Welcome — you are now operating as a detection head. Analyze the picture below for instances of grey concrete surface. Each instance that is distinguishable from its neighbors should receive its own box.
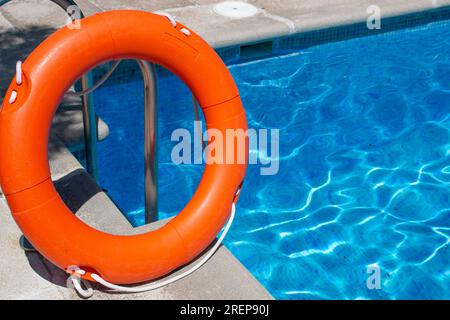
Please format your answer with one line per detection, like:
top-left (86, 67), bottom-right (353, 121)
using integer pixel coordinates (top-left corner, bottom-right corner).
top-left (0, 9), bottom-right (12, 28)
top-left (89, 0), bottom-right (193, 12)
top-left (157, 3), bottom-right (292, 48)
top-left (48, 135), bottom-right (84, 180)
top-left (0, 0), bottom-right (68, 28)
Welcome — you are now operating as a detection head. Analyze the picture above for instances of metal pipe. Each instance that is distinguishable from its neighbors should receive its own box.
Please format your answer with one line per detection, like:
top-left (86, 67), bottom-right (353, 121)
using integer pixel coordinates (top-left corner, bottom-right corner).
top-left (80, 73), bottom-right (98, 181)
top-left (193, 96), bottom-right (206, 150)
top-left (137, 60), bottom-right (158, 223)
top-left (0, 0), bottom-right (79, 11)
top-left (50, 0), bottom-right (80, 12)
top-left (80, 80), bottom-right (98, 179)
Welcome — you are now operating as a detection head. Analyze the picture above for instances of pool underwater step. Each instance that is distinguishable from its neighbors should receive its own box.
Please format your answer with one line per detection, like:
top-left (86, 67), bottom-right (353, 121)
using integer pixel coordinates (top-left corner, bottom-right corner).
top-left (52, 94), bottom-right (110, 149)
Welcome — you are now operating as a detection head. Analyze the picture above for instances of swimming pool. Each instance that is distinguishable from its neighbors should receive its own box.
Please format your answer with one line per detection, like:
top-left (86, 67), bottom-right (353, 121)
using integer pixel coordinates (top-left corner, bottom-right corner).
top-left (88, 19), bottom-right (449, 299)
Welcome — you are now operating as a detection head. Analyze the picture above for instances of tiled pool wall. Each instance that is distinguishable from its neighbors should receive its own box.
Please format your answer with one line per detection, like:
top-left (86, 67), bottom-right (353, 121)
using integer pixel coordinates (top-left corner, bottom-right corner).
top-left (274, 5), bottom-right (450, 51)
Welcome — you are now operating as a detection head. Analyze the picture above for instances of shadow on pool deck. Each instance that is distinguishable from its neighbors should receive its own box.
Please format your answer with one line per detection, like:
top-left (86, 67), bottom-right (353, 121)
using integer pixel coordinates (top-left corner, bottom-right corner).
top-left (0, 26), bottom-right (57, 97)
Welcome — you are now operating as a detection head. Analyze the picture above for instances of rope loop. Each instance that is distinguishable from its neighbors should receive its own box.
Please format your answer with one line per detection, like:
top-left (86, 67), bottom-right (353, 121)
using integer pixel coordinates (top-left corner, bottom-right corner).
top-left (67, 265), bottom-right (94, 298)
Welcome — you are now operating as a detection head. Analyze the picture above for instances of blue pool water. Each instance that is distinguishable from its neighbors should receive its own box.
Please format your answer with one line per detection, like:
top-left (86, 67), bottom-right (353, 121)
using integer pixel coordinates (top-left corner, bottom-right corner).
top-left (90, 20), bottom-right (450, 299)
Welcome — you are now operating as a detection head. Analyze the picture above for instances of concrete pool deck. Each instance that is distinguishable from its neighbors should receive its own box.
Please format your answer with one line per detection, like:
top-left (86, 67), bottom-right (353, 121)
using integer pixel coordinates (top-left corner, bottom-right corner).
top-left (1, 0), bottom-right (450, 300)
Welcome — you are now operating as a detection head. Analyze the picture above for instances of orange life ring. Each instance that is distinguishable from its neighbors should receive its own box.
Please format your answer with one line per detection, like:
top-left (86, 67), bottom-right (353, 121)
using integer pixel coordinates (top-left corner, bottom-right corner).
top-left (0, 10), bottom-right (247, 284)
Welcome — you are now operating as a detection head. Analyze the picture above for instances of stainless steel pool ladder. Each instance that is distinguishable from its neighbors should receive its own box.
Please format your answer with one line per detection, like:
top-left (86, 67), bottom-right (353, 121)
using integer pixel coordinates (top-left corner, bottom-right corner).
top-left (1, 0), bottom-right (158, 223)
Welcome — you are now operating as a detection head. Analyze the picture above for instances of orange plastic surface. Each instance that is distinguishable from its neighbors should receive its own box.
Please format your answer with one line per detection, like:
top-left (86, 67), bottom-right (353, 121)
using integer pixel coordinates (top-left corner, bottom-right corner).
top-left (0, 10), bottom-right (247, 284)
